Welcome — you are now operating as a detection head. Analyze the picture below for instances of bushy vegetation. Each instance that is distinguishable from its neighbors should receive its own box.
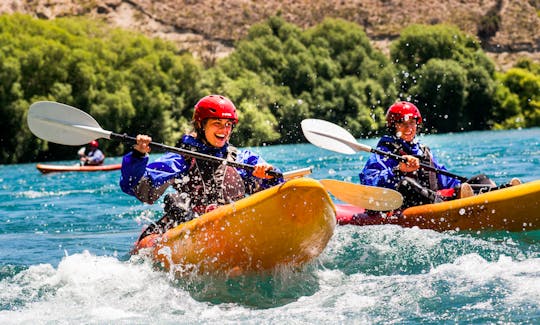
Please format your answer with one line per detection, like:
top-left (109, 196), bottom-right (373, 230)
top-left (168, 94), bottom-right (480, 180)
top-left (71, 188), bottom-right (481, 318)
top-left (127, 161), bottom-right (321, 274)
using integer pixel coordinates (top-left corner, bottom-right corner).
top-left (206, 17), bottom-right (395, 144)
top-left (0, 14), bottom-right (538, 164)
top-left (493, 59), bottom-right (540, 129)
top-left (0, 14), bottom-right (202, 163)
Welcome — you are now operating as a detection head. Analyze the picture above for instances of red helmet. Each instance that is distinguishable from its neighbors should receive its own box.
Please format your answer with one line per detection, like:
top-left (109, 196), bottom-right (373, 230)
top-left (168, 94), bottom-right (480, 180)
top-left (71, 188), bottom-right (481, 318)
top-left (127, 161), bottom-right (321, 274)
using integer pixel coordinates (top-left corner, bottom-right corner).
top-left (386, 101), bottom-right (422, 127)
top-left (193, 95), bottom-right (238, 125)
top-left (90, 140), bottom-right (99, 148)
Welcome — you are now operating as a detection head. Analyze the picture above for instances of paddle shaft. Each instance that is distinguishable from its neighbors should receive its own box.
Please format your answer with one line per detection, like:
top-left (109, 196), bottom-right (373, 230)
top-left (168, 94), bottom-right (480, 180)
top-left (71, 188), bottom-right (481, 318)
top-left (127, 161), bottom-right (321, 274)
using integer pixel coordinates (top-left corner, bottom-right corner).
top-left (28, 101), bottom-right (311, 180)
top-left (369, 146), bottom-right (468, 182)
top-left (109, 133), bottom-right (283, 178)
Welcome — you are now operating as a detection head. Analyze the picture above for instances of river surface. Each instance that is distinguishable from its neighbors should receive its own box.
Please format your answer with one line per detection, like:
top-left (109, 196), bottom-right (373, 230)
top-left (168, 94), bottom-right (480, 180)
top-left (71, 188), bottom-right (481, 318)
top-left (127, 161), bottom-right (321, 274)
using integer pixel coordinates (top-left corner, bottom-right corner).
top-left (1, 128), bottom-right (539, 324)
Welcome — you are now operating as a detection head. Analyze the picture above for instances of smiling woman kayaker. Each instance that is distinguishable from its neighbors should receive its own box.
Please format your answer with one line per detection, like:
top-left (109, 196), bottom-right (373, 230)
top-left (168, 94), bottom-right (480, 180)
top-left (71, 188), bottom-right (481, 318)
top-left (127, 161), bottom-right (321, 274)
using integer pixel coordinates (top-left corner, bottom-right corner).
top-left (120, 95), bottom-right (283, 239)
top-left (359, 101), bottom-right (513, 208)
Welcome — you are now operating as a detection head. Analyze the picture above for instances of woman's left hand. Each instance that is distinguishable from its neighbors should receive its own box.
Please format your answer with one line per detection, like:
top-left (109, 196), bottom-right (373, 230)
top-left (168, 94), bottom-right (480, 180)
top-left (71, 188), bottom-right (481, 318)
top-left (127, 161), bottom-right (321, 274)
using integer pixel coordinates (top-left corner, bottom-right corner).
top-left (252, 163), bottom-right (275, 179)
top-left (398, 155), bottom-right (420, 172)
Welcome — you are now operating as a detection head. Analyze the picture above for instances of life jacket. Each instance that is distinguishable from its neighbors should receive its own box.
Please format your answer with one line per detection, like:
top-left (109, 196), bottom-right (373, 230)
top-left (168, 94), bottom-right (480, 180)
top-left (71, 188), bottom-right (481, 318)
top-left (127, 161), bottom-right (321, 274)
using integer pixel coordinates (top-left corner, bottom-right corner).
top-left (170, 145), bottom-right (246, 215)
top-left (84, 148), bottom-right (105, 166)
top-left (380, 139), bottom-right (439, 191)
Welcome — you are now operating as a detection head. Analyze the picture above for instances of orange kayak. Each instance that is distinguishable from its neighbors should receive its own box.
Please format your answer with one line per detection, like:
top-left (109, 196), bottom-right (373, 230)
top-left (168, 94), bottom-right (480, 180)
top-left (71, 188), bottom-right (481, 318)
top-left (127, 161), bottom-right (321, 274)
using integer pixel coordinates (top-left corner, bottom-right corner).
top-left (36, 163), bottom-right (122, 174)
top-left (336, 179), bottom-right (540, 232)
top-left (133, 178), bottom-right (336, 276)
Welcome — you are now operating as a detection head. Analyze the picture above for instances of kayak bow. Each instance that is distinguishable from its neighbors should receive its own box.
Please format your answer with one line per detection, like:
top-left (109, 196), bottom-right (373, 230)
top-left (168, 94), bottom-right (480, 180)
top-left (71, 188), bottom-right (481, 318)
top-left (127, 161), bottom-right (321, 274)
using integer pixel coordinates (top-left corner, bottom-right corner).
top-left (133, 177), bottom-right (337, 276)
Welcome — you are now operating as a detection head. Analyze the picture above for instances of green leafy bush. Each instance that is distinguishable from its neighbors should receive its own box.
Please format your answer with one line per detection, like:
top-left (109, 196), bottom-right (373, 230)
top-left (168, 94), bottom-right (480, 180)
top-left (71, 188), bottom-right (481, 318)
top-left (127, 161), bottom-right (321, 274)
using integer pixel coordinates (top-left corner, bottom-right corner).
top-left (391, 24), bottom-right (498, 132)
top-left (0, 14), bottom-right (202, 163)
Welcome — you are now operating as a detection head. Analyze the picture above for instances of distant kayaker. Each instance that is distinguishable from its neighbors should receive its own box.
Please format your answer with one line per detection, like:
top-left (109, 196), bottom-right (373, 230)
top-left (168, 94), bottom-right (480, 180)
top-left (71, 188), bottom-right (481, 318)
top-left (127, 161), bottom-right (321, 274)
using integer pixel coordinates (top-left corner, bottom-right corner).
top-left (359, 101), bottom-right (521, 208)
top-left (78, 140), bottom-right (105, 166)
top-left (120, 94), bottom-right (283, 239)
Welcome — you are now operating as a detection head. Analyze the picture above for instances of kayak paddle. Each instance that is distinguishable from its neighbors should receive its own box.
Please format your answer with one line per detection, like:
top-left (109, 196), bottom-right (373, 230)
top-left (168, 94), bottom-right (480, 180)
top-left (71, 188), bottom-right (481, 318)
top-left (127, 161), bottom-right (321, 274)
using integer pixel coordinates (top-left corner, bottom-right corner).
top-left (319, 179), bottom-right (403, 211)
top-left (292, 172), bottom-right (402, 209)
top-left (28, 101), bottom-right (289, 177)
top-left (301, 118), bottom-right (468, 182)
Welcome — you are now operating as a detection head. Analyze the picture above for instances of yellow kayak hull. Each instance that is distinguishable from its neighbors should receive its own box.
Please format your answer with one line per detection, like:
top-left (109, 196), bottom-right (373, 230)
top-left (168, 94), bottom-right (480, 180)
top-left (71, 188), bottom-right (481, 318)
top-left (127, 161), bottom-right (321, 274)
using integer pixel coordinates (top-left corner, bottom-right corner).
top-left (400, 180), bottom-right (540, 232)
top-left (135, 178), bottom-right (336, 276)
top-left (336, 180), bottom-right (540, 232)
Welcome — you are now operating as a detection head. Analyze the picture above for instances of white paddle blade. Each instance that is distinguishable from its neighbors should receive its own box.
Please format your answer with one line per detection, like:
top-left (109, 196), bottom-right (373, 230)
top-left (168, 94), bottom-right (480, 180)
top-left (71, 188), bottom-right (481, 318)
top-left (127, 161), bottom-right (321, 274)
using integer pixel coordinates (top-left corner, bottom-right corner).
top-left (27, 101), bottom-right (111, 146)
top-left (301, 119), bottom-right (359, 154)
top-left (319, 179), bottom-right (403, 211)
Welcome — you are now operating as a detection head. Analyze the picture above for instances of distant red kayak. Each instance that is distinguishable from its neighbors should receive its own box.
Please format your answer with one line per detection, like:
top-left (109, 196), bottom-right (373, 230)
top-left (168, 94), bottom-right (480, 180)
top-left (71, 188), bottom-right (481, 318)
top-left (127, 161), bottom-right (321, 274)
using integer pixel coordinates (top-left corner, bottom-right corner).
top-left (36, 163), bottom-right (122, 174)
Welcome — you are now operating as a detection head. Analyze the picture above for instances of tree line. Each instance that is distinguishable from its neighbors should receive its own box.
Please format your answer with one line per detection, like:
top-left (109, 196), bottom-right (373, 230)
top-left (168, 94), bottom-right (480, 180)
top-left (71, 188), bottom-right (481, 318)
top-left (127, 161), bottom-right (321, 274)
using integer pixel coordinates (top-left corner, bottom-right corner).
top-left (0, 14), bottom-right (538, 164)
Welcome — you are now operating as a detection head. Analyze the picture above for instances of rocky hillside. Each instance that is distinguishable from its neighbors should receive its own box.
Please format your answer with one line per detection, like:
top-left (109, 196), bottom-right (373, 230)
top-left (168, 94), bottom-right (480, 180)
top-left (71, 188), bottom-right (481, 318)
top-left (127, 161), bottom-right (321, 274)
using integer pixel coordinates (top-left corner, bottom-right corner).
top-left (1, 0), bottom-right (539, 70)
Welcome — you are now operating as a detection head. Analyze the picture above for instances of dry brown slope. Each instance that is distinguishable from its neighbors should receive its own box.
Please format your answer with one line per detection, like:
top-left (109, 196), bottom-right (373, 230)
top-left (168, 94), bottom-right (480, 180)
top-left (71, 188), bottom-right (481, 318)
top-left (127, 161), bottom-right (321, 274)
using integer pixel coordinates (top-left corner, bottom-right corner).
top-left (1, 0), bottom-right (539, 70)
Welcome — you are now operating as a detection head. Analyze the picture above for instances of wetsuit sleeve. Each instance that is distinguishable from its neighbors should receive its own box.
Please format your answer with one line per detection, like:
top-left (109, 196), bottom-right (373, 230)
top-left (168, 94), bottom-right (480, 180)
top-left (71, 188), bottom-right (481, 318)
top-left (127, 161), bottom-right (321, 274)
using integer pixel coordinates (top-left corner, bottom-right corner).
top-left (236, 149), bottom-right (284, 192)
top-left (359, 145), bottom-right (400, 189)
top-left (120, 151), bottom-right (148, 196)
top-left (119, 151), bottom-right (190, 204)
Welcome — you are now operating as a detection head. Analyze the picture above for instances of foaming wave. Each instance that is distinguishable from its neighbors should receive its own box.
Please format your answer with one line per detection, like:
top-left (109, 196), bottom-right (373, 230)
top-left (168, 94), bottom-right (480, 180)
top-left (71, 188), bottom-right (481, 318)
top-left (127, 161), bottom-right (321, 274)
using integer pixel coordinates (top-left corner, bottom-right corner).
top-left (0, 251), bottom-right (197, 323)
top-left (0, 251), bottom-right (328, 323)
top-left (430, 253), bottom-right (540, 306)
top-left (290, 253), bottom-right (540, 323)
top-left (17, 184), bottom-right (118, 199)
top-left (306, 226), bottom-right (540, 323)
top-left (18, 189), bottom-right (96, 199)
top-left (322, 225), bottom-right (532, 276)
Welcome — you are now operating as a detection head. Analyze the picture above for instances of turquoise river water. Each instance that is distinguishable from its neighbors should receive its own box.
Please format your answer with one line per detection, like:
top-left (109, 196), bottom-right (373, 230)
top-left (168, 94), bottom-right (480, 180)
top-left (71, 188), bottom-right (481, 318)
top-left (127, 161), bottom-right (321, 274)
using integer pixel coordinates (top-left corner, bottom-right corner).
top-left (1, 128), bottom-right (539, 324)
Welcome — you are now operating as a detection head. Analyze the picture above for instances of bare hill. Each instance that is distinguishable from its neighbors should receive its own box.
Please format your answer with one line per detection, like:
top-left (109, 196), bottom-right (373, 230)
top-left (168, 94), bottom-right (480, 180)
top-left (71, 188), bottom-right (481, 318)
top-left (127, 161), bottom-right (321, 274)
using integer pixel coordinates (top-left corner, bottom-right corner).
top-left (1, 0), bottom-right (539, 70)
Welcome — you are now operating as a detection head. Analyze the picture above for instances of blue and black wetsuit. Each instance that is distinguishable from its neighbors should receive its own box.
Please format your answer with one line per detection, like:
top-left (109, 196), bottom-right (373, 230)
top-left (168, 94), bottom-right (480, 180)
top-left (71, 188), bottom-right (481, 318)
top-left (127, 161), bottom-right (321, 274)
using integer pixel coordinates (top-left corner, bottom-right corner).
top-left (360, 135), bottom-right (461, 207)
top-left (120, 134), bottom-right (283, 237)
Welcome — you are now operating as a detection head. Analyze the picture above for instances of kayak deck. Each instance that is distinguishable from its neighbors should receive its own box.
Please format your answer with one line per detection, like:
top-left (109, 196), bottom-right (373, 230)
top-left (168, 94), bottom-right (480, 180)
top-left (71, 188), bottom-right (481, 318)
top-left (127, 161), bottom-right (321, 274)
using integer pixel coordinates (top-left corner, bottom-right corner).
top-left (36, 163), bottom-right (122, 174)
top-left (134, 178), bottom-right (336, 276)
top-left (336, 179), bottom-right (540, 232)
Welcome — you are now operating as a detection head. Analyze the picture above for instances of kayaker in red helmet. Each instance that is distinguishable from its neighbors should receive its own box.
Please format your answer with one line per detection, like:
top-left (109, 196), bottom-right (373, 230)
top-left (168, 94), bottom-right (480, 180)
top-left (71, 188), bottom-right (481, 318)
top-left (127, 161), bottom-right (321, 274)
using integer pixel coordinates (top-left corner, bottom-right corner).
top-left (360, 101), bottom-right (521, 208)
top-left (78, 140), bottom-right (105, 166)
top-left (120, 94), bottom-right (283, 239)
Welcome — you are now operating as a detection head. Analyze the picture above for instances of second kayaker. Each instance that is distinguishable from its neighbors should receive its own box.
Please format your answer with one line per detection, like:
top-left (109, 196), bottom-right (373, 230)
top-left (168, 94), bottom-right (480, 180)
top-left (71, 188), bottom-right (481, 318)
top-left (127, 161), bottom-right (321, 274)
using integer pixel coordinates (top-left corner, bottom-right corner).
top-left (359, 101), bottom-right (520, 208)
